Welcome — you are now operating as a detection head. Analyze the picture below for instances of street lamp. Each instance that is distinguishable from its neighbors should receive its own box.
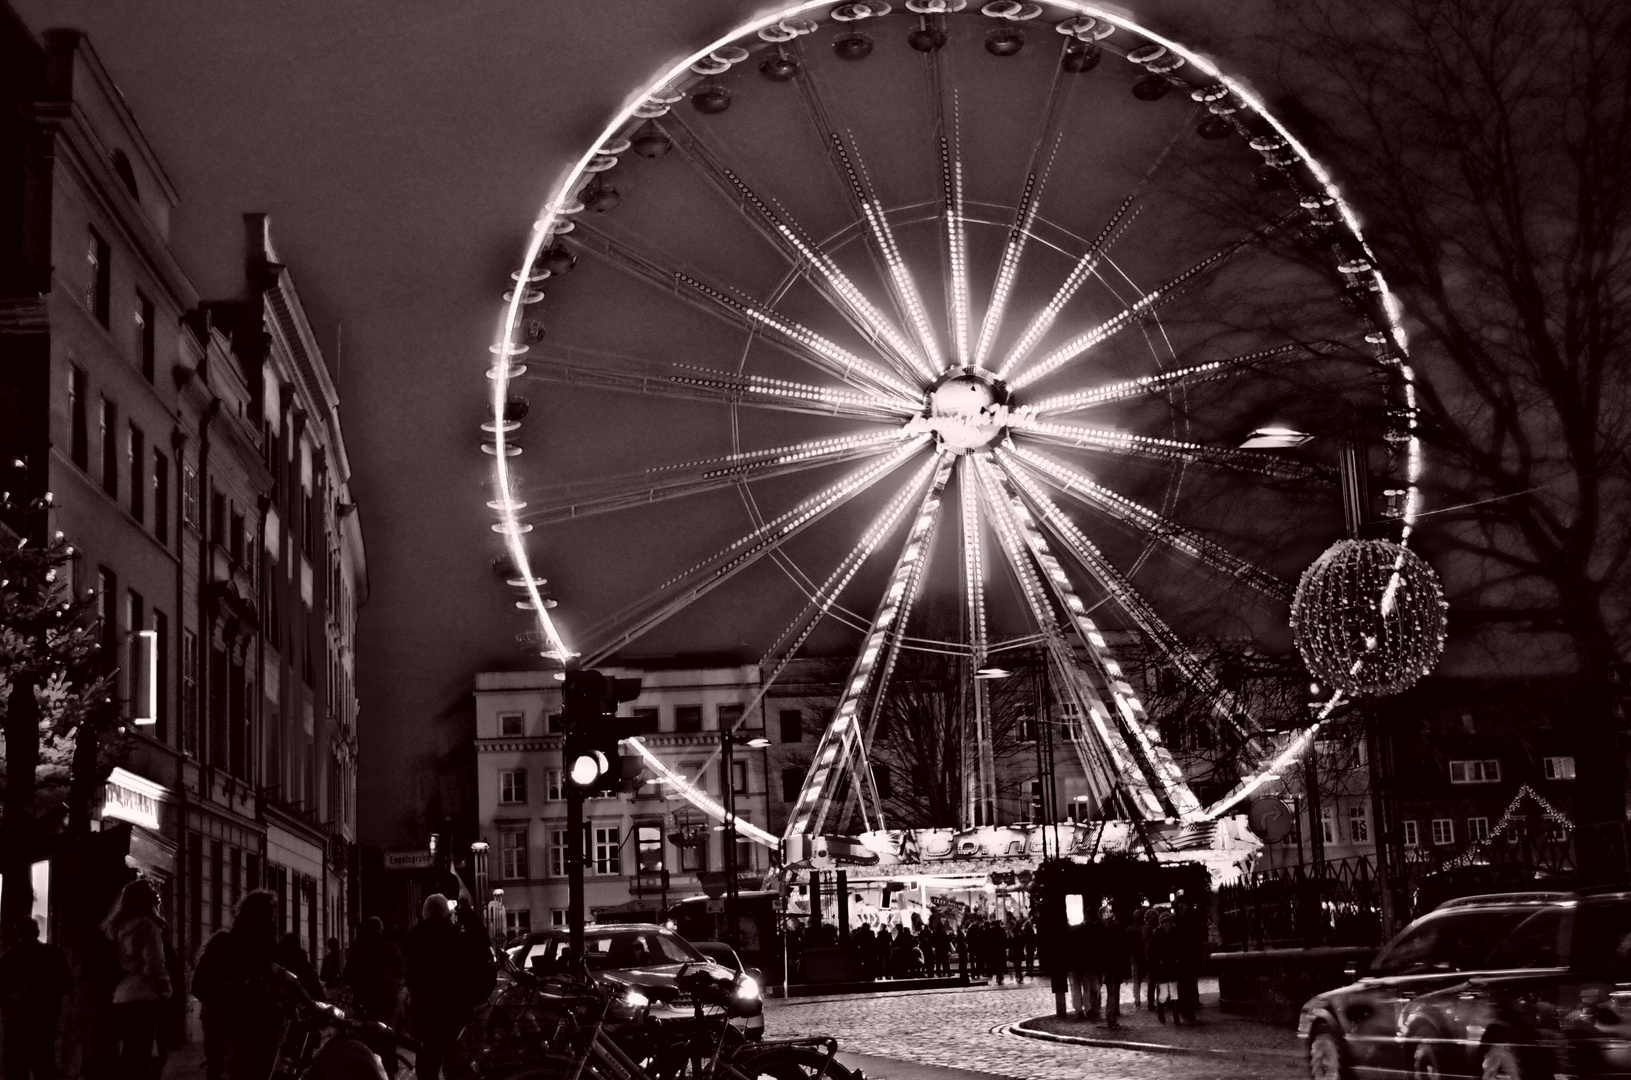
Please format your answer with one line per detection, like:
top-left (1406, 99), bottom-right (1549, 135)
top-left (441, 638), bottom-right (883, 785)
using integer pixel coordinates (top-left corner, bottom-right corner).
top-left (719, 729), bottom-right (770, 947)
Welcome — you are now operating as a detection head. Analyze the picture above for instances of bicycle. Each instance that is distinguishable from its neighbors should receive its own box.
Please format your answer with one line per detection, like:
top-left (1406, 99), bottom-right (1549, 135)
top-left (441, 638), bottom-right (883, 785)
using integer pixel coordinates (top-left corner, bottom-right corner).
top-left (268, 990), bottom-right (421, 1080)
top-left (475, 953), bottom-right (858, 1080)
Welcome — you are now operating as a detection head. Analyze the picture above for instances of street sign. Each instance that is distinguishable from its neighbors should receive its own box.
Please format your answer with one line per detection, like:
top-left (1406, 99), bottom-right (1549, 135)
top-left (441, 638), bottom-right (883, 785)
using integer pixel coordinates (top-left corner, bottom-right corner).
top-left (705, 899), bottom-right (726, 914)
top-left (383, 849), bottom-right (432, 870)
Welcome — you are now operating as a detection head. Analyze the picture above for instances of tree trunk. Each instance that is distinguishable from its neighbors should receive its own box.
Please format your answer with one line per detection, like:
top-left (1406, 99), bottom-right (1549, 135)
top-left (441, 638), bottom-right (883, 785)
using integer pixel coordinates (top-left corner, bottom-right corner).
top-left (2, 673), bottom-right (40, 949)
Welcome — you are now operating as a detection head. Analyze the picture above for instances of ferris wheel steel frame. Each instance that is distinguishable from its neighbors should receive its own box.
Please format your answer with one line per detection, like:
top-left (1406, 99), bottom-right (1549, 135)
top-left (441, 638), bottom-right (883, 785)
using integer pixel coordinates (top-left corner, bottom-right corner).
top-left (485, 0), bottom-right (1426, 853)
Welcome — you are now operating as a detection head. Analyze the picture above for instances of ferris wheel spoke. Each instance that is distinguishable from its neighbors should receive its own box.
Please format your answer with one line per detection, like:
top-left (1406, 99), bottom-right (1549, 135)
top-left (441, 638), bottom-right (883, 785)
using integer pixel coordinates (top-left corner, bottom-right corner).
top-left (1002, 446), bottom-right (1294, 605)
top-left (935, 89), bottom-right (972, 369)
top-left (1011, 417), bottom-right (1334, 482)
top-left (1028, 342), bottom-right (1333, 416)
top-left (959, 457), bottom-right (997, 824)
top-left (969, 456), bottom-right (1138, 816)
top-left (998, 455), bottom-right (1256, 747)
top-left (567, 220), bottom-right (920, 403)
top-left (657, 115), bottom-right (934, 385)
top-left (785, 453), bottom-right (957, 840)
top-left (1007, 211), bottom-right (1300, 391)
top-left (576, 438), bottom-right (931, 664)
top-left (519, 431), bottom-right (912, 525)
top-left (519, 346), bottom-right (914, 423)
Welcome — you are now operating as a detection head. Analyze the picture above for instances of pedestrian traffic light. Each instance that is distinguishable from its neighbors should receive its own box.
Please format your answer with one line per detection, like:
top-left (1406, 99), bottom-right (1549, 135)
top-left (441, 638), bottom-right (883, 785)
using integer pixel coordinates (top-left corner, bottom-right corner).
top-left (561, 668), bottom-right (644, 794)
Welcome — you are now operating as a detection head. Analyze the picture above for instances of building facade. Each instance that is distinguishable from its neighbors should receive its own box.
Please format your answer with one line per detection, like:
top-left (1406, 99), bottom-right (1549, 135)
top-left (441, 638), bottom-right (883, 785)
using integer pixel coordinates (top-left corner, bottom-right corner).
top-left (473, 664), bottom-right (771, 936)
top-left (0, 18), bottom-right (364, 1041)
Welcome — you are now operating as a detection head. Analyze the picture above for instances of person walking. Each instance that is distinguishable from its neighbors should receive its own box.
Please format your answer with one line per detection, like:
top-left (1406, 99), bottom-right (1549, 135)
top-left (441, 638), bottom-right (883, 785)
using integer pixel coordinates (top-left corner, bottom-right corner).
top-left (1141, 907), bottom-right (1161, 1011)
top-left (988, 918), bottom-right (1009, 985)
top-left (1006, 918), bottom-right (1026, 984)
top-left (1065, 911), bottom-right (1095, 1019)
top-left (405, 894), bottom-right (494, 1080)
top-left (319, 937), bottom-right (344, 996)
top-left (1123, 906), bottom-right (1146, 1009)
top-left (277, 934), bottom-right (327, 1002)
top-left (1148, 910), bottom-right (1181, 1023)
top-left (0, 916), bottom-right (74, 1080)
top-left (1100, 909), bottom-right (1130, 1029)
top-left (1174, 900), bottom-right (1206, 1024)
top-left (192, 891), bottom-right (299, 1080)
top-left (102, 880), bottom-right (171, 1080)
top-left (1020, 916), bottom-right (1038, 976)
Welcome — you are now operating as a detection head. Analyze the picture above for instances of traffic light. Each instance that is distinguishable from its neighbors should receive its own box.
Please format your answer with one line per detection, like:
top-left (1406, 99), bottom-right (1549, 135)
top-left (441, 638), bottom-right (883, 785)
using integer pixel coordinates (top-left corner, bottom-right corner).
top-left (561, 668), bottom-right (643, 794)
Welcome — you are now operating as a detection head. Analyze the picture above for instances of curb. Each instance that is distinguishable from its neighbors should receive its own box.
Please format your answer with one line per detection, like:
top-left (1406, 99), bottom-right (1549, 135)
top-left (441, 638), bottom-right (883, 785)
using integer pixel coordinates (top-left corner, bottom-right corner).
top-left (1002, 1020), bottom-right (1304, 1066)
top-left (769, 981), bottom-right (1035, 1006)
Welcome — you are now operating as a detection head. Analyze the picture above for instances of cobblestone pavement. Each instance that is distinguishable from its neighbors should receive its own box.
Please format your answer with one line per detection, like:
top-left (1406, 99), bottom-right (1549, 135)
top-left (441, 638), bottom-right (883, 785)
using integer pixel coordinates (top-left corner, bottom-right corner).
top-left (766, 981), bottom-right (1305, 1080)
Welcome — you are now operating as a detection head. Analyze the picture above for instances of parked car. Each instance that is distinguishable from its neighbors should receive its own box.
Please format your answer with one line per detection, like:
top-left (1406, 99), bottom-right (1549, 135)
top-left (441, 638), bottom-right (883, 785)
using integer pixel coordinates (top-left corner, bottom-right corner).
top-left (685, 940), bottom-right (765, 1040)
top-left (1299, 892), bottom-right (1569, 1080)
top-left (1399, 890), bottom-right (1631, 1078)
top-left (500, 924), bottom-right (763, 1055)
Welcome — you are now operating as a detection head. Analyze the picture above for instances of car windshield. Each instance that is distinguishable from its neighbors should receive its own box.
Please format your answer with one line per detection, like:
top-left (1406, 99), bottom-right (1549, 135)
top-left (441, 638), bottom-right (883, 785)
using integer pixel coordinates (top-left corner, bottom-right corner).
top-left (1483, 906), bottom-right (1570, 969)
top-left (1370, 907), bottom-right (1549, 975)
top-left (583, 930), bottom-right (703, 970)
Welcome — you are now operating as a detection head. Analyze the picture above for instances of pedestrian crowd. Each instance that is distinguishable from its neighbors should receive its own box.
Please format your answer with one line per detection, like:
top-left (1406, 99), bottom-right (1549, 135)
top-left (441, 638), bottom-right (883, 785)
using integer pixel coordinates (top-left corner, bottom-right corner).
top-left (1057, 899), bottom-right (1207, 1028)
top-left (0, 879), bottom-right (496, 1080)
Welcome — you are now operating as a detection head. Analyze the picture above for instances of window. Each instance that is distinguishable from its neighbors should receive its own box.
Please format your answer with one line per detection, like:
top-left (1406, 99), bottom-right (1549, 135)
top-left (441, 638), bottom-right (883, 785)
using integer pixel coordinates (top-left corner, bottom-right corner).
top-left (211, 488), bottom-right (226, 549)
top-left (593, 826), bottom-right (621, 876)
top-left (630, 707), bottom-right (659, 734)
top-left (230, 508), bottom-right (244, 563)
top-left (86, 228), bottom-right (110, 325)
top-left (731, 760), bottom-right (749, 796)
top-left (1450, 759), bottom-right (1501, 784)
top-left (636, 825), bottom-right (664, 873)
top-left (674, 706), bottom-right (703, 734)
top-left (129, 425), bottom-right (144, 523)
top-left (1016, 712), bottom-right (1036, 743)
top-left (1320, 806), bottom-right (1335, 845)
top-left (101, 398), bottom-right (118, 497)
top-left (546, 711), bottom-right (565, 734)
top-left (679, 838), bottom-right (707, 873)
top-left (97, 567), bottom-right (117, 657)
top-left (153, 451), bottom-right (168, 544)
top-left (499, 769), bottom-right (528, 804)
top-left (69, 365), bottom-right (88, 469)
top-left (548, 829), bottom-right (568, 878)
top-left (505, 910), bottom-right (531, 937)
top-left (499, 827), bottom-right (528, 879)
top-left (499, 712), bottom-right (524, 736)
top-left (181, 463), bottom-right (199, 529)
top-left (1543, 756), bottom-right (1576, 780)
top-left (1468, 817), bottom-right (1490, 842)
top-left (135, 292), bottom-right (155, 382)
top-left (779, 710), bottom-right (803, 743)
top-left (782, 767), bottom-right (803, 803)
top-left (1432, 818), bottom-right (1455, 845)
top-left (1403, 819), bottom-right (1419, 848)
top-left (735, 837), bottom-right (756, 872)
top-left (874, 763), bottom-right (892, 801)
top-left (182, 629), bottom-right (199, 756)
top-left (545, 770), bottom-right (562, 802)
top-left (718, 703), bottom-right (744, 732)
top-left (1348, 805), bottom-right (1369, 843)
top-left (550, 910), bottom-right (569, 928)
top-left (154, 609), bottom-right (168, 742)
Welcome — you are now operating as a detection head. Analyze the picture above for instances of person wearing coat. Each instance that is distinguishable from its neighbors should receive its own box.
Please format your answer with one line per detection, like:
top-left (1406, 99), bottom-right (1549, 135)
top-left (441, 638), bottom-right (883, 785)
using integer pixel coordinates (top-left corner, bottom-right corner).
top-left (0, 916), bottom-right (75, 1080)
top-left (405, 894), bottom-right (495, 1080)
top-left (1065, 913), bottom-right (1098, 1019)
top-left (102, 879), bottom-right (172, 1080)
top-left (192, 890), bottom-right (302, 1080)
top-left (1147, 910), bottom-right (1182, 1023)
top-left (1099, 910), bottom-right (1131, 1029)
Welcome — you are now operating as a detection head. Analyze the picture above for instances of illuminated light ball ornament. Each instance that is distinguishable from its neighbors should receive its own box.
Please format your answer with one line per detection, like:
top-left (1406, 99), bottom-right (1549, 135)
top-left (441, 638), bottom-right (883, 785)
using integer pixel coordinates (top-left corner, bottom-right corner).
top-left (1290, 539), bottom-right (1448, 697)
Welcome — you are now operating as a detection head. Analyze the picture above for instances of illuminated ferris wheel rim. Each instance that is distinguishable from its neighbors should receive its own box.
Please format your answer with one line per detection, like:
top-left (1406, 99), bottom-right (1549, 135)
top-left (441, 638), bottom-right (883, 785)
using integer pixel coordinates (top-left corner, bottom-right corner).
top-left (485, 0), bottom-right (1426, 838)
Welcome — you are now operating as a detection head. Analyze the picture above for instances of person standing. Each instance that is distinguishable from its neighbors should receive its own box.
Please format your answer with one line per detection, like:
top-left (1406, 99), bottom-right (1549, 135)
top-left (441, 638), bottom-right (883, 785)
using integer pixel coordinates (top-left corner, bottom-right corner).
top-left (0, 916), bottom-right (74, 1080)
top-left (405, 894), bottom-right (494, 1080)
top-left (1148, 910), bottom-right (1181, 1023)
top-left (102, 880), bottom-right (171, 1080)
top-left (192, 891), bottom-right (297, 1080)
top-left (1065, 912), bottom-right (1094, 1019)
top-left (1141, 907), bottom-right (1161, 1011)
top-left (1100, 909), bottom-right (1130, 1029)
top-left (1006, 918), bottom-right (1026, 984)
top-left (1123, 906), bottom-right (1146, 1009)
top-left (319, 937), bottom-right (345, 996)
top-left (1020, 916), bottom-right (1038, 977)
top-left (1174, 900), bottom-right (1206, 1024)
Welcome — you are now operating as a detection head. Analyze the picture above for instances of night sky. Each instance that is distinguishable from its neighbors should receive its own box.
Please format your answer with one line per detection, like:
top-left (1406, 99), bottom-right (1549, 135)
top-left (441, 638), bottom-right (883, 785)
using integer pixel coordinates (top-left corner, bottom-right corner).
top-left (9, 0), bottom-right (1273, 845)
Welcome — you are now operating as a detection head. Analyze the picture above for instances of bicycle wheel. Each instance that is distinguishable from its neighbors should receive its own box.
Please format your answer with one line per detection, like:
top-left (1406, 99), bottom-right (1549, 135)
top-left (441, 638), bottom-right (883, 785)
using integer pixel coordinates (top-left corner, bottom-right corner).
top-left (732, 1047), bottom-right (858, 1080)
top-left (490, 1059), bottom-right (582, 1080)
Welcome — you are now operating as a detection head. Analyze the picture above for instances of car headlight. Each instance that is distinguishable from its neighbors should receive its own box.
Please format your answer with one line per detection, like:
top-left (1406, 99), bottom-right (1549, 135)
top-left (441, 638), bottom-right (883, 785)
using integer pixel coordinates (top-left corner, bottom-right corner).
top-left (623, 989), bottom-right (649, 1010)
top-left (736, 976), bottom-right (761, 1001)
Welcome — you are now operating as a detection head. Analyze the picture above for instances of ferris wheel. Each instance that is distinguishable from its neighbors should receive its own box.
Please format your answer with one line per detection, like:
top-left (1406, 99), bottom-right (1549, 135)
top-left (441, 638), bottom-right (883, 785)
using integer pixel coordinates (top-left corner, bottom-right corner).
top-left (485, 1), bottom-right (1425, 848)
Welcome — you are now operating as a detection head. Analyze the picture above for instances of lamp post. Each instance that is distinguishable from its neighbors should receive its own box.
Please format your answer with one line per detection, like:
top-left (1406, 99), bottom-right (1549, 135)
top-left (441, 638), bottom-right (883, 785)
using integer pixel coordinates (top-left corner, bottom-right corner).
top-left (720, 727), bottom-right (771, 947)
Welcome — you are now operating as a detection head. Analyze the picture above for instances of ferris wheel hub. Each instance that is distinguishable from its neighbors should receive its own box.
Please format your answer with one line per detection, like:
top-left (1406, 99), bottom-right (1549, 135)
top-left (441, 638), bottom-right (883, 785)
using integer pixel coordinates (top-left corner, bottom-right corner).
top-left (919, 370), bottom-right (1012, 453)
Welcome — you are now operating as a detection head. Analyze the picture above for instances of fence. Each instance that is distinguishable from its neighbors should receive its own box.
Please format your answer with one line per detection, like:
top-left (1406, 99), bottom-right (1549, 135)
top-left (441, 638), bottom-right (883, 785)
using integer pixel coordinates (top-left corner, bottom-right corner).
top-left (1219, 822), bottom-right (1631, 951)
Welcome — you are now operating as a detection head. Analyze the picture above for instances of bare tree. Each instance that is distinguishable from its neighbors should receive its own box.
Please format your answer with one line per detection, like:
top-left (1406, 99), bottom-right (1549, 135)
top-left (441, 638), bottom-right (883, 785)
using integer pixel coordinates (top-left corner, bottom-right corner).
top-left (1249, 0), bottom-right (1631, 825)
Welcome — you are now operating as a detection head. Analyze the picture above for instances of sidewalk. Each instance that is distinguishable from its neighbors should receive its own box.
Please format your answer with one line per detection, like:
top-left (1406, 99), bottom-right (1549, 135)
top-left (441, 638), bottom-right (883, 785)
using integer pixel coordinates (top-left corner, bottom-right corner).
top-left (1008, 987), bottom-right (1303, 1067)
